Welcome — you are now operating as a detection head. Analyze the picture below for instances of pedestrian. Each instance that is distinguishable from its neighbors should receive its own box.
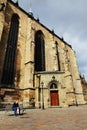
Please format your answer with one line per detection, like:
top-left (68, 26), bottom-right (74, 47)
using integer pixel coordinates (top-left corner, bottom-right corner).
top-left (12, 101), bottom-right (17, 116)
top-left (12, 101), bottom-right (20, 116)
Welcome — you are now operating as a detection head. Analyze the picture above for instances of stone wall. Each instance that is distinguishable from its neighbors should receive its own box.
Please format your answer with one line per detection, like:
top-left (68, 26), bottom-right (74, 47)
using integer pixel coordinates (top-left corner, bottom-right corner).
top-left (0, 0), bottom-right (85, 107)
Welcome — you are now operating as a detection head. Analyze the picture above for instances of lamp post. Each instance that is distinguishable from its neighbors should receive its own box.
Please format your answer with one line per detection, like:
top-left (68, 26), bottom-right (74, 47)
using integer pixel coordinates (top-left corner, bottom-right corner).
top-left (41, 81), bottom-right (44, 109)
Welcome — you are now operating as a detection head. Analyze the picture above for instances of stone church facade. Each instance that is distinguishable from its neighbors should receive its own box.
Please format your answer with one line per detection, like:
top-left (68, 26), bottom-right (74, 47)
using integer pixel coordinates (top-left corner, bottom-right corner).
top-left (0, 0), bottom-right (85, 108)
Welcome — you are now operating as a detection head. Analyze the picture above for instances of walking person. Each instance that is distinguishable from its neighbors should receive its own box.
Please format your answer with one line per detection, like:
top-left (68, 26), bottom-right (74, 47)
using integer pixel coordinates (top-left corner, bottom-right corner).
top-left (12, 101), bottom-right (20, 116)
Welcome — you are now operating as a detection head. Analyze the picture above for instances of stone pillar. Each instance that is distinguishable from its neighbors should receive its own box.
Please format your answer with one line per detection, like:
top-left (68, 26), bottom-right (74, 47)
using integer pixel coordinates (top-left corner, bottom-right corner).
top-left (0, 0), bottom-right (7, 40)
top-left (35, 87), bottom-right (40, 108)
top-left (68, 49), bottom-right (85, 105)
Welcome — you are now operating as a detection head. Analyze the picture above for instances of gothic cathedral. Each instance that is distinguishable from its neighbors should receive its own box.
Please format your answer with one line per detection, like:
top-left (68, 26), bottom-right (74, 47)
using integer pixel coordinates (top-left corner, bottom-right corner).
top-left (0, 0), bottom-right (85, 108)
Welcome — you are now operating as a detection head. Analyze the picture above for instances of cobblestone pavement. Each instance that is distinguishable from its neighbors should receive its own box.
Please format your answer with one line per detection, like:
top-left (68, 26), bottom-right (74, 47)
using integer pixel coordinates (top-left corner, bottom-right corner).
top-left (0, 105), bottom-right (87, 130)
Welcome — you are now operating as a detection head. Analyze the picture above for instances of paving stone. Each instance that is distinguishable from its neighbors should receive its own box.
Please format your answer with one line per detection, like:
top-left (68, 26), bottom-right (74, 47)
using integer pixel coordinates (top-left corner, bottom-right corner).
top-left (0, 106), bottom-right (87, 130)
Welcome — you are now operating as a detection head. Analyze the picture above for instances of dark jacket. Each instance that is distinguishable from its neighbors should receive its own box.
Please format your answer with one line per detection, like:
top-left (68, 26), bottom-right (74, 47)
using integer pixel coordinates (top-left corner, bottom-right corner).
top-left (12, 102), bottom-right (19, 108)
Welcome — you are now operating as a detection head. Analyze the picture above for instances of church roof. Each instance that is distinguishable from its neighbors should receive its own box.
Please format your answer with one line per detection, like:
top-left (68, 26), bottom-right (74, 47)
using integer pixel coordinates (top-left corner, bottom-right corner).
top-left (7, 0), bottom-right (72, 49)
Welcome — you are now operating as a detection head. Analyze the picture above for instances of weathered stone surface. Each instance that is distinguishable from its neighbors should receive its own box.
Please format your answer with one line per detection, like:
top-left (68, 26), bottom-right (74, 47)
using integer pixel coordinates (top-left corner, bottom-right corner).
top-left (0, 0), bottom-right (86, 108)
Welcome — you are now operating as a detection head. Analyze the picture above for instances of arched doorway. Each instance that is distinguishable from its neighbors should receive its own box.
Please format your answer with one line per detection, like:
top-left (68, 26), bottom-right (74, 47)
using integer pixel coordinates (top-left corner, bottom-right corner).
top-left (50, 83), bottom-right (59, 106)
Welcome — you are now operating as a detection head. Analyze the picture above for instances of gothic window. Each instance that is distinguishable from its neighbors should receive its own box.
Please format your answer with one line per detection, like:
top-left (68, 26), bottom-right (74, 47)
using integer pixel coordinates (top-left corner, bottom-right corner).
top-left (55, 41), bottom-right (60, 71)
top-left (50, 83), bottom-right (57, 89)
top-left (1, 14), bottom-right (19, 86)
top-left (34, 30), bottom-right (45, 71)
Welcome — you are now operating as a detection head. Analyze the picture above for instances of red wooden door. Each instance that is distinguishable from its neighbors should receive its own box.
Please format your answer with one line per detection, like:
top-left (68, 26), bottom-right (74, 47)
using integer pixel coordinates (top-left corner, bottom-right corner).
top-left (50, 91), bottom-right (59, 106)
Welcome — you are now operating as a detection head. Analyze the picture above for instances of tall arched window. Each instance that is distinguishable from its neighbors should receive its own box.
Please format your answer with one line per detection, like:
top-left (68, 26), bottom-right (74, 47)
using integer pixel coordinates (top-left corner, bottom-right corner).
top-left (34, 30), bottom-right (45, 71)
top-left (55, 42), bottom-right (60, 71)
top-left (1, 14), bottom-right (19, 86)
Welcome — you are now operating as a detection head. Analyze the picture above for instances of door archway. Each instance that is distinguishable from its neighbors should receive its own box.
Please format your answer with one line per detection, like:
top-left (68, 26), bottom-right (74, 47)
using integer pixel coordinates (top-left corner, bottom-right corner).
top-left (50, 83), bottom-right (59, 106)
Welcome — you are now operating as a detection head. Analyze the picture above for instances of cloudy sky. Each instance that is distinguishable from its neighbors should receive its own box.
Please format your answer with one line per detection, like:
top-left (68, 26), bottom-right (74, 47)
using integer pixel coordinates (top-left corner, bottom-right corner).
top-left (13, 0), bottom-right (87, 80)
